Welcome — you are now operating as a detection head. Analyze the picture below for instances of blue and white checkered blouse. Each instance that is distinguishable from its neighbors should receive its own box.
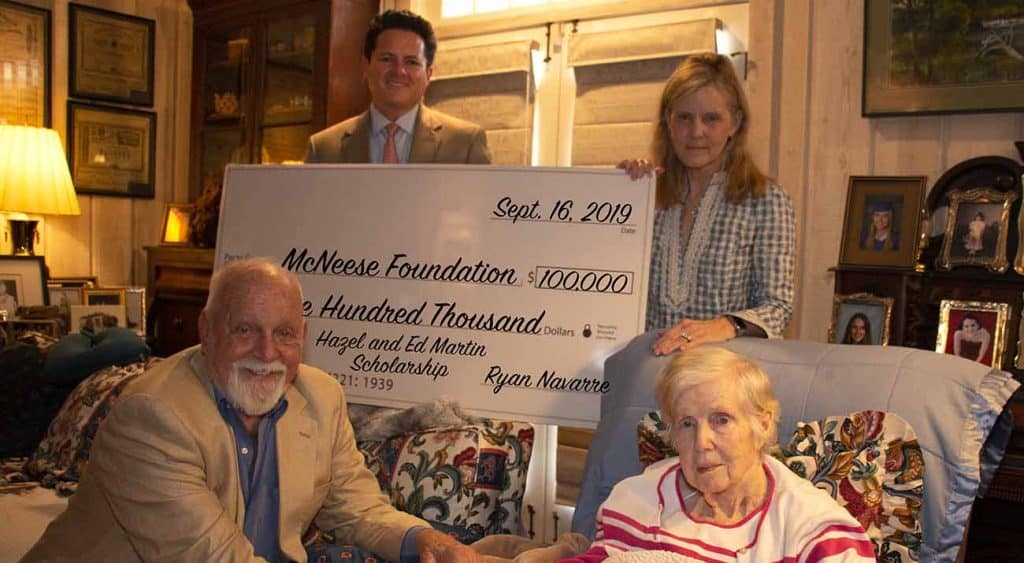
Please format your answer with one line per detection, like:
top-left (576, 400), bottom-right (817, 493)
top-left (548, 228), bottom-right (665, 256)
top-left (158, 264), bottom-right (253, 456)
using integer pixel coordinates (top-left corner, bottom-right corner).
top-left (646, 173), bottom-right (795, 336)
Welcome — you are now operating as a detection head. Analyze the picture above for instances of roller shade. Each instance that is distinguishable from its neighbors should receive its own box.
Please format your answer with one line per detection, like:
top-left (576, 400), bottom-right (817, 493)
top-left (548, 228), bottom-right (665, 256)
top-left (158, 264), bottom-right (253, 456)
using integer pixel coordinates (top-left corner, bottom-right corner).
top-left (569, 19), bottom-right (720, 166)
top-left (426, 41), bottom-right (537, 165)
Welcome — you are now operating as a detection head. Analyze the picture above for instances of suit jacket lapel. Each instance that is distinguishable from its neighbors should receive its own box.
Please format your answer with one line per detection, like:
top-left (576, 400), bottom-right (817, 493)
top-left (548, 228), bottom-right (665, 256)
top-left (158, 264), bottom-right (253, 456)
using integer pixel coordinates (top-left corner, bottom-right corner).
top-left (276, 383), bottom-right (316, 559)
top-left (409, 105), bottom-right (441, 163)
top-left (341, 112), bottom-right (372, 163)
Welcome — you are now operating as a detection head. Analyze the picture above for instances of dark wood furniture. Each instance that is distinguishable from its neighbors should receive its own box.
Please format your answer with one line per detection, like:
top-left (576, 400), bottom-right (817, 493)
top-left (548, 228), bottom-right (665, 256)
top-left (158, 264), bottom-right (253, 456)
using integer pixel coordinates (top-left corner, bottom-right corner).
top-left (186, 0), bottom-right (379, 201)
top-left (144, 246), bottom-right (214, 357)
top-left (833, 155), bottom-right (1024, 560)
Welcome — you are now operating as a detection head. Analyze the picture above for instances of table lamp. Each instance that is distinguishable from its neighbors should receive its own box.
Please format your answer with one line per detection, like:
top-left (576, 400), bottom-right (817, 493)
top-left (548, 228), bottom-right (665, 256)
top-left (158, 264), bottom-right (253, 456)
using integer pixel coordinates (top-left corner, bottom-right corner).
top-left (0, 125), bottom-right (81, 255)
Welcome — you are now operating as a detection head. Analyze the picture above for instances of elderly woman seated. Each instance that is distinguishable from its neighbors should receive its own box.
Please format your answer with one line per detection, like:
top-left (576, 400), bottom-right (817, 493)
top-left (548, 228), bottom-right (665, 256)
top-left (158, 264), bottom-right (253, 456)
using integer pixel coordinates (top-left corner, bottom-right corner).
top-left (562, 347), bottom-right (875, 562)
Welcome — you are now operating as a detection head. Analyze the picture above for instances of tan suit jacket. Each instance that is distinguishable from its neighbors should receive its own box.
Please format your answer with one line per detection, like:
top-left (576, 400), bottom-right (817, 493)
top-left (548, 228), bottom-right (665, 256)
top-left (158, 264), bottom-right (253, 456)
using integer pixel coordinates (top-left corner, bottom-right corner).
top-left (21, 347), bottom-right (425, 563)
top-left (305, 105), bottom-right (491, 164)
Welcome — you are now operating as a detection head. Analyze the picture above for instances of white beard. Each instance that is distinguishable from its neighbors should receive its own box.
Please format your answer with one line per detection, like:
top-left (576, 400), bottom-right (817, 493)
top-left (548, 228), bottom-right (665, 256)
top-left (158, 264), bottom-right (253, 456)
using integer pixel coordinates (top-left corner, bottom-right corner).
top-left (224, 358), bottom-right (288, 416)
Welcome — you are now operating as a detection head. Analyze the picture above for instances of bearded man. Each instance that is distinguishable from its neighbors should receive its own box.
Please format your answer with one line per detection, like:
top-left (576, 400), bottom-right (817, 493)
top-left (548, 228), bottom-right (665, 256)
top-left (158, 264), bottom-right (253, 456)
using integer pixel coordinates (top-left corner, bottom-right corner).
top-left (22, 258), bottom-right (482, 563)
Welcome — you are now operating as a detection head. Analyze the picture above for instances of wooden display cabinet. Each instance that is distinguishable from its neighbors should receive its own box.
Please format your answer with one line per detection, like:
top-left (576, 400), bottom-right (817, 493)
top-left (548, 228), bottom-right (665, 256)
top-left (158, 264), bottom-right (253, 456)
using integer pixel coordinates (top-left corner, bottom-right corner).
top-left (187, 0), bottom-right (331, 201)
top-left (145, 246), bottom-right (214, 357)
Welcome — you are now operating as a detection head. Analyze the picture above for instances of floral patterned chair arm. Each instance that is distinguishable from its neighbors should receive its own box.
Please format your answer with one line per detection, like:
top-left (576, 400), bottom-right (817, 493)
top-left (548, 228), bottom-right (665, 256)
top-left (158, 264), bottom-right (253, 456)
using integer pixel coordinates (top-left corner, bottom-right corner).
top-left (305, 418), bottom-right (535, 562)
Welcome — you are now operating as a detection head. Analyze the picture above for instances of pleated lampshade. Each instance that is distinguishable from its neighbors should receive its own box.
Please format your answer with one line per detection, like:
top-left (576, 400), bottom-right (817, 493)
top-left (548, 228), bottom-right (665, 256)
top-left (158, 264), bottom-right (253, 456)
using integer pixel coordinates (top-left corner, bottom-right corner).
top-left (0, 125), bottom-right (80, 216)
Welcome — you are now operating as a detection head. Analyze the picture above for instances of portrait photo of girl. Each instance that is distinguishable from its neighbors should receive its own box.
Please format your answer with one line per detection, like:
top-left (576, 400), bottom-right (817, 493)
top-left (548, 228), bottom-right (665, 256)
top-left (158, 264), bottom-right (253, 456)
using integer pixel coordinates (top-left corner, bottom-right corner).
top-left (937, 301), bottom-right (1009, 369)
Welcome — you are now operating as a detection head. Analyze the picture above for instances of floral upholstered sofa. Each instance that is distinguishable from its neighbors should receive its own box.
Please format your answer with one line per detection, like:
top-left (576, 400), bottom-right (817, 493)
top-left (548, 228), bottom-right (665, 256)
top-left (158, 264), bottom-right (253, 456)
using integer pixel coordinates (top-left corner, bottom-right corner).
top-left (0, 360), bottom-right (535, 562)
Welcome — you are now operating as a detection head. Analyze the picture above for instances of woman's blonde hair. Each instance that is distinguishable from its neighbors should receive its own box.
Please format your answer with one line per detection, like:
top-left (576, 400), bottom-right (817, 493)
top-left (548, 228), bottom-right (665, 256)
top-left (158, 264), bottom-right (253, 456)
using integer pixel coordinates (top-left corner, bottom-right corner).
top-left (655, 346), bottom-right (780, 454)
top-left (652, 53), bottom-right (769, 208)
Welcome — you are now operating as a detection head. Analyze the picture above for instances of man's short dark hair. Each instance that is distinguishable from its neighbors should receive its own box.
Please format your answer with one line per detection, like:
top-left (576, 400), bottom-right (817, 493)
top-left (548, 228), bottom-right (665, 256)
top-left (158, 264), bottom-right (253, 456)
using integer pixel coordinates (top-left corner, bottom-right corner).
top-left (364, 10), bottom-right (437, 67)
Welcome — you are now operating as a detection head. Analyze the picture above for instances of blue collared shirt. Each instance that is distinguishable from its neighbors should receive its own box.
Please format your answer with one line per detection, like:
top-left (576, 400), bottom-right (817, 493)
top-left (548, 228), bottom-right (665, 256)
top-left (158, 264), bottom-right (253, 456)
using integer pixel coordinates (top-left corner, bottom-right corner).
top-left (369, 105), bottom-right (418, 163)
top-left (213, 385), bottom-right (288, 562)
top-left (211, 382), bottom-right (424, 561)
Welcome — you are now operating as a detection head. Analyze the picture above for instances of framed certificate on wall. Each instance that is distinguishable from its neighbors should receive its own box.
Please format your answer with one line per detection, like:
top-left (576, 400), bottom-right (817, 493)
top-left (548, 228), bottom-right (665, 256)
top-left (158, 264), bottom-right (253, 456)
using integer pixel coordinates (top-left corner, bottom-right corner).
top-left (68, 3), bottom-right (154, 106)
top-left (0, 1), bottom-right (51, 126)
top-left (67, 101), bottom-right (156, 198)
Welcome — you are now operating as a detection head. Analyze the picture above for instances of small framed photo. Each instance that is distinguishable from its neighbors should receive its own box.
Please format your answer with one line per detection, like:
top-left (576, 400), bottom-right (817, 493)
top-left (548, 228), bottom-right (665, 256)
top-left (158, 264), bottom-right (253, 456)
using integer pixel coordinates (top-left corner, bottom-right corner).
top-left (936, 300), bottom-right (1010, 369)
top-left (82, 287), bottom-right (126, 306)
top-left (0, 256), bottom-right (49, 314)
top-left (48, 276), bottom-right (97, 288)
top-left (160, 203), bottom-right (194, 245)
top-left (839, 176), bottom-right (927, 269)
top-left (123, 287), bottom-right (145, 335)
top-left (68, 3), bottom-right (154, 106)
top-left (67, 100), bottom-right (156, 198)
top-left (828, 292), bottom-right (895, 346)
top-left (937, 187), bottom-right (1017, 273)
top-left (48, 286), bottom-right (83, 308)
top-left (70, 304), bottom-right (125, 335)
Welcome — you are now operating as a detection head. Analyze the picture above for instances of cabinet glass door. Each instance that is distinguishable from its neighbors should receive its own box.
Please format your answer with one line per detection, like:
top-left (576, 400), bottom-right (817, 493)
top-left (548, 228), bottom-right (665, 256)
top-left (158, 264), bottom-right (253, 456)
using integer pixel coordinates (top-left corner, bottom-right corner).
top-left (261, 15), bottom-right (315, 163)
top-left (201, 27), bottom-right (252, 186)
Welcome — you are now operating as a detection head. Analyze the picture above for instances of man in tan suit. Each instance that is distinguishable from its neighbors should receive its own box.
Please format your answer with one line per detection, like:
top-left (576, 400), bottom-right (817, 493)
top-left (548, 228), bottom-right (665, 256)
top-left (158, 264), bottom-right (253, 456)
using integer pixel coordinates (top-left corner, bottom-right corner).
top-left (22, 258), bottom-right (483, 563)
top-left (306, 10), bottom-right (491, 164)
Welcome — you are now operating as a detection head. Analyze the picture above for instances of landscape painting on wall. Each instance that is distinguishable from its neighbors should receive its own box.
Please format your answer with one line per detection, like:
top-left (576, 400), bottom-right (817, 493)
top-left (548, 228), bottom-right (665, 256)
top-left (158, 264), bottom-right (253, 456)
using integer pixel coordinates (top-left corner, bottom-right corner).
top-left (863, 0), bottom-right (1024, 115)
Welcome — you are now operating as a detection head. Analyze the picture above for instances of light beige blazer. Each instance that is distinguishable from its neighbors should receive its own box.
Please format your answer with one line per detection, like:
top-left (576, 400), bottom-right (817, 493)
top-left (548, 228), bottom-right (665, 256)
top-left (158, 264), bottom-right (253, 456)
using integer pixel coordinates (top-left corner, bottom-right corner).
top-left (305, 105), bottom-right (491, 164)
top-left (21, 347), bottom-right (425, 563)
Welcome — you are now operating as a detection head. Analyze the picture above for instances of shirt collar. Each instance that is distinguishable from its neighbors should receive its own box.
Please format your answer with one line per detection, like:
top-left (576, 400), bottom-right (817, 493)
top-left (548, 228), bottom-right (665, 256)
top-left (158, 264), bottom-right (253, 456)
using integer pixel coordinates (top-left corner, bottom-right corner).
top-left (369, 104), bottom-right (419, 135)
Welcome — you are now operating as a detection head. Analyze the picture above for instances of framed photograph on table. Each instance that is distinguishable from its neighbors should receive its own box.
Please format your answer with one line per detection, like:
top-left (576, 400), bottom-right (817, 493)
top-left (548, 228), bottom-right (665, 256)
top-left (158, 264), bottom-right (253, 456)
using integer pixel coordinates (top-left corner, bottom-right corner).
top-left (67, 101), bottom-right (156, 198)
top-left (70, 304), bottom-right (125, 335)
top-left (0, 0), bottom-right (51, 127)
top-left (937, 187), bottom-right (1017, 273)
top-left (863, 0), bottom-right (1024, 116)
top-left (936, 300), bottom-right (1010, 369)
top-left (123, 286), bottom-right (145, 335)
top-left (48, 276), bottom-right (97, 288)
top-left (82, 287), bottom-right (125, 306)
top-left (828, 292), bottom-right (894, 345)
top-left (0, 256), bottom-right (49, 313)
top-left (68, 3), bottom-right (154, 106)
top-left (160, 203), bottom-right (194, 245)
top-left (838, 175), bottom-right (927, 269)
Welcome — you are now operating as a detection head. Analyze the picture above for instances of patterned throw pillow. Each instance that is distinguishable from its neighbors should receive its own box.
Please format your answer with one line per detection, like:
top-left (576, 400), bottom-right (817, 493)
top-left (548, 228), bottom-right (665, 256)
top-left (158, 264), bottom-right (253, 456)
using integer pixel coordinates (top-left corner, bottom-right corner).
top-left (636, 409), bottom-right (924, 561)
top-left (23, 359), bottom-right (158, 493)
top-left (782, 410), bottom-right (924, 561)
top-left (357, 419), bottom-right (535, 544)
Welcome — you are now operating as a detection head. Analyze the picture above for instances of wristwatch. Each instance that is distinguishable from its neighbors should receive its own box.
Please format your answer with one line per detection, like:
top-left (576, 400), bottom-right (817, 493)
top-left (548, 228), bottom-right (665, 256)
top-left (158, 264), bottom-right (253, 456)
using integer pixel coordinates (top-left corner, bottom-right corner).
top-left (725, 315), bottom-right (746, 338)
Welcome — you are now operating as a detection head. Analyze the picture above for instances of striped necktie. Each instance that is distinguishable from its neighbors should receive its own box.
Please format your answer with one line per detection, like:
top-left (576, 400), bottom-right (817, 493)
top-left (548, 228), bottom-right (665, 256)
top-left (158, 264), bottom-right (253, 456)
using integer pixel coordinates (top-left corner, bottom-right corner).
top-left (382, 122), bottom-right (399, 164)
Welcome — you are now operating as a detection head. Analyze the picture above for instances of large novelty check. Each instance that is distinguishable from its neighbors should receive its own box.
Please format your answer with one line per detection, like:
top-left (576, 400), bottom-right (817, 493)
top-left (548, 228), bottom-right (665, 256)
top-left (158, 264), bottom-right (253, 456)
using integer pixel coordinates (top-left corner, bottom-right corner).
top-left (216, 165), bottom-right (655, 426)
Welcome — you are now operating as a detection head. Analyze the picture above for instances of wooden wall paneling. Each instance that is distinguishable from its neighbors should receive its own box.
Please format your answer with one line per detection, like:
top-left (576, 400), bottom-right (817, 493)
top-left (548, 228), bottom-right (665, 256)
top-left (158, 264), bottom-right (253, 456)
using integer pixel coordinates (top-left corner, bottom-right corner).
top-left (871, 118), bottom-right (943, 181)
top-left (798, 0), bottom-right (871, 342)
top-left (745, 0), bottom-right (780, 181)
top-left (765, 0), bottom-right (811, 339)
top-left (944, 114), bottom-right (1024, 169)
top-left (92, 198), bottom-right (132, 284)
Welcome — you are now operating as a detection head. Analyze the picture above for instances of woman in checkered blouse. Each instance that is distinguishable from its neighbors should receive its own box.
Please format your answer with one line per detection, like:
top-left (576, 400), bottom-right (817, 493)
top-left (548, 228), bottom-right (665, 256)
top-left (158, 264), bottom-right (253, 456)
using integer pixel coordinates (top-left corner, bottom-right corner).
top-left (620, 53), bottom-right (795, 356)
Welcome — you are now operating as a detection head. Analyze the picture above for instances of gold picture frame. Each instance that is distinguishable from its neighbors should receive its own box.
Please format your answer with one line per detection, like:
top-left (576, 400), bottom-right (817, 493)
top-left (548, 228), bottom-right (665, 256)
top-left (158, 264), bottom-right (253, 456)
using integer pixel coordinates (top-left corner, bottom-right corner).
top-left (937, 187), bottom-right (1017, 273)
top-left (160, 203), bottom-right (194, 245)
top-left (82, 287), bottom-right (126, 306)
top-left (838, 175), bottom-right (927, 269)
top-left (828, 292), bottom-right (894, 346)
top-left (936, 299), bottom-right (1010, 369)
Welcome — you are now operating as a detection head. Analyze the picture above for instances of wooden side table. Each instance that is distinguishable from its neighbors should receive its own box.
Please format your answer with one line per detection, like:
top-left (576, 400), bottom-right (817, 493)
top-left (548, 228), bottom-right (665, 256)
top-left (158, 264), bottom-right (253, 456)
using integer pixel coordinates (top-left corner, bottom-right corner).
top-left (144, 246), bottom-right (214, 357)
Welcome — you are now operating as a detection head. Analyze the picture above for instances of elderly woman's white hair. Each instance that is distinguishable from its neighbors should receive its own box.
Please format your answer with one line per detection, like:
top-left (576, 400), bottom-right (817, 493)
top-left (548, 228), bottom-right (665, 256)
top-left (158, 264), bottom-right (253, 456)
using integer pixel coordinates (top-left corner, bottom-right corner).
top-left (655, 346), bottom-right (780, 454)
top-left (203, 257), bottom-right (304, 317)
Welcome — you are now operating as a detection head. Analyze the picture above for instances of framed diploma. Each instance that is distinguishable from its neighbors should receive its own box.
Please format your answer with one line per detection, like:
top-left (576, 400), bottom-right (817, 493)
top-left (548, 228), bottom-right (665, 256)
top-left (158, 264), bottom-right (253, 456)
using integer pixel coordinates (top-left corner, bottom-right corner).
top-left (0, 1), bottom-right (51, 126)
top-left (67, 101), bottom-right (156, 198)
top-left (68, 3), bottom-right (154, 106)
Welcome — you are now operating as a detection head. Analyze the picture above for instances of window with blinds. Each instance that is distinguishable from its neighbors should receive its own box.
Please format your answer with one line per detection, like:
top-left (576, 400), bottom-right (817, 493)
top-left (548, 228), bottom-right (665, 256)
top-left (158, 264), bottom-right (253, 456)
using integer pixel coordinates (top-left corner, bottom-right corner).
top-left (425, 41), bottom-right (538, 165)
